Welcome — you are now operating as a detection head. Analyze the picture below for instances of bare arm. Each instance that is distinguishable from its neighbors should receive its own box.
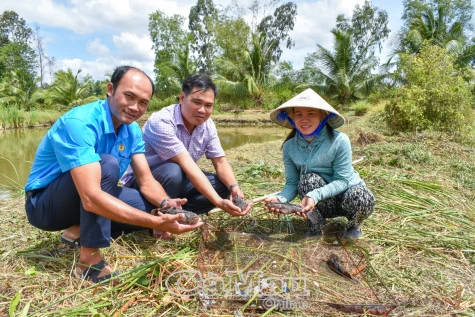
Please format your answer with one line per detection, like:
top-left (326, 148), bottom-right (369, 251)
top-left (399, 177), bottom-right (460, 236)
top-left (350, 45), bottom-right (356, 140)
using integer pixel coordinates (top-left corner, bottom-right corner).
top-left (172, 152), bottom-right (247, 216)
top-left (171, 151), bottom-right (222, 206)
top-left (70, 161), bottom-right (202, 233)
top-left (130, 153), bottom-right (186, 209)
top-left (211, 156), bottom-right (237, 191)
top-left (211, 156), bottom-right (250, 215)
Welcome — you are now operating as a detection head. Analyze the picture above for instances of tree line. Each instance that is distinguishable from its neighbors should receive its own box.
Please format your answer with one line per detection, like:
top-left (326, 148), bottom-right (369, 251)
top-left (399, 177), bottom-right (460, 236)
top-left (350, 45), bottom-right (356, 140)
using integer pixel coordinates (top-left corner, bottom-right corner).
top-left (1, 0), bottom-right (475, 133)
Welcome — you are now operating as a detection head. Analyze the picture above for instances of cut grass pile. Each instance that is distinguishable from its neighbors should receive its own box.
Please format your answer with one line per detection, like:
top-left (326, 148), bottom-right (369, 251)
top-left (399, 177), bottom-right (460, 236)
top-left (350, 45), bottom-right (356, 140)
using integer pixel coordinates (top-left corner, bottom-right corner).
top-left (0, 110), bottom-right (474, 316)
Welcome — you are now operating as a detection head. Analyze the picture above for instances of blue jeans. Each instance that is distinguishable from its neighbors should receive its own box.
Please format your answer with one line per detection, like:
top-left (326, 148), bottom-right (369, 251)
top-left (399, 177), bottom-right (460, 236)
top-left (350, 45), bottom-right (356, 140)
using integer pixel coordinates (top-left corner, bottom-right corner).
top-left (129, 162), bottom-right (230, 215)
top-left (25, 154), bottom-right (156, 248)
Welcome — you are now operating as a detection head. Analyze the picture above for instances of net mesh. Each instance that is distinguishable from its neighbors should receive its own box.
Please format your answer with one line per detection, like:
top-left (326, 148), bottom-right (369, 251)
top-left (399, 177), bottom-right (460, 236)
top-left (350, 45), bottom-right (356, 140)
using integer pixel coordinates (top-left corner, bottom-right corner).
top-left (195, 215), bottom-right (397, 315)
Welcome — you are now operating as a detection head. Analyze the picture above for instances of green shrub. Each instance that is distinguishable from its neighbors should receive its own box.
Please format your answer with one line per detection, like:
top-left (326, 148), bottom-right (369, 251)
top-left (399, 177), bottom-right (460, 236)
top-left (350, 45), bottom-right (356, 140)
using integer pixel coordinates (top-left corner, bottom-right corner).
top-left (366, 89), bottom-right (392, 104)
top-left (214, 94), bottom-right (255, 110)
top-left (352, 101), bottom-right (370, 116)
top-left (27, 110), bottom-right (61, 125)
top-left (245, 161), bottom-right (283, 179)
top-left (261, 89), bottom-right (280, 110)
top-left (148, 95), bottom-right (179, 112)
top-left (385, 44), bottom-right (473, 133)
top-left (262, 87), bottom-right (295, 110)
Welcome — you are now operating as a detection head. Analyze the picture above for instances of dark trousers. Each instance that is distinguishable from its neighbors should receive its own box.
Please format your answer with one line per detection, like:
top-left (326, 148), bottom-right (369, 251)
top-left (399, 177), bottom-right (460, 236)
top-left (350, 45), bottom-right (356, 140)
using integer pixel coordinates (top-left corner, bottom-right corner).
top-left (130, 162), bottom-right (230, 215)
top-left (25, 154), bottom-right (156, 248)
top-left (298, 173), bottom-right (375, 229)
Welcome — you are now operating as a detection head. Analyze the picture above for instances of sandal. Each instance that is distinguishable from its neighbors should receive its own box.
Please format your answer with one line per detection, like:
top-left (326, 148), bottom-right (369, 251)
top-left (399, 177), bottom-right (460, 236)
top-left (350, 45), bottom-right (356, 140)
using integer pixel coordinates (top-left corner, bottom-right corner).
top-left (73, 260), bottom-right (120, 284)
top-left (60, 233), bottom-right (81, 247)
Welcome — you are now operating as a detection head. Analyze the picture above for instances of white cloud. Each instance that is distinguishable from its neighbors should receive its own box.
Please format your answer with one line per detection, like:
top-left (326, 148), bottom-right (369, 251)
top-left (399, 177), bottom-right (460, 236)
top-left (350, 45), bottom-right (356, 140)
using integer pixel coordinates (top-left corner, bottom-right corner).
top-left (0, 0), bottom-right (196, 34)
top-left (112, 33), bottom-right (154, 61)
top-left (1, 0), bottom-right (190, 82)
top-left (87, 38), bottom-right (110, 56)
top-left (57, 57), bottom-right (154, 82)
top-left (1, 0), bottom-right (375, 81)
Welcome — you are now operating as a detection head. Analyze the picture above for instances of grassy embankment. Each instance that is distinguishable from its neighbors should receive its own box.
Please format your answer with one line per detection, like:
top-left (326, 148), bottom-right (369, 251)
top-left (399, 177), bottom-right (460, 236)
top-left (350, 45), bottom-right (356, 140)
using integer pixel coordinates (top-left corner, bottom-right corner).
top-left (0, 103), bottom-right (474, 316)
top-left (0, 102), bottom-right (272, 130)
top-left (0, 108), bottom-right (61, 129)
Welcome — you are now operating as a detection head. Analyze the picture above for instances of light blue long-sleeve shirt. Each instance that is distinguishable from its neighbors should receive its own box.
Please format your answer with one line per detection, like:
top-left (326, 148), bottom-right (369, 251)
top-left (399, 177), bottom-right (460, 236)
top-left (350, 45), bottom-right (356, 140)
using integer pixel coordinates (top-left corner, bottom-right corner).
top-left (276, 128), bottom-right (364, 203)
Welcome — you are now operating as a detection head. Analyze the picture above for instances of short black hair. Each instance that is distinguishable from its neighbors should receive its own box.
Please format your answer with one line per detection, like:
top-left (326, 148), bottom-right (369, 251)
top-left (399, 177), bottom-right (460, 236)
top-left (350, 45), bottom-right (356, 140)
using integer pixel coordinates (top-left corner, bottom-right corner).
top-left (110, 65), bottom-right (155, 96)
top-left (182, 73), bottom-right (218, 98)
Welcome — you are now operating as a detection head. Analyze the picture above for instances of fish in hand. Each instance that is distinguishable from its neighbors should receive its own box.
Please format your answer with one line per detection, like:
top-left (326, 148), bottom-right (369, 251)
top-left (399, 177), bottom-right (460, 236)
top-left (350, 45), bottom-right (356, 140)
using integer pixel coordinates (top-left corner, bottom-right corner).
top-left (265, 202), bottom-right (303, 214)
top-left (233, 195), bottom-right (250, 211)
top-left (266, 201), bottom-right (322, 227)
top-left (151, 207), bottom-right (201, 225)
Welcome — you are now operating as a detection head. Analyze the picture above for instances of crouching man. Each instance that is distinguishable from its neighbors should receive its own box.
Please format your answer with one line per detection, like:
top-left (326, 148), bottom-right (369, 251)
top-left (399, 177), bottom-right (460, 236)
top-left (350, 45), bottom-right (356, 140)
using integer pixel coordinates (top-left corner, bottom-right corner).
top-left (24, 66), bottom-right (202, 284)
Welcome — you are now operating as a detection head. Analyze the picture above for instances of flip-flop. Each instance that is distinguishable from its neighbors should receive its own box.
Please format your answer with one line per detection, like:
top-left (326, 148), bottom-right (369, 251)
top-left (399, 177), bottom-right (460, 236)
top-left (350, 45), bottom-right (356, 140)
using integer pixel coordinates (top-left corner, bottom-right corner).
top-left (60, 233), bottom-right (81, 247)
top-left (73, 260), bottom-right (120, 284)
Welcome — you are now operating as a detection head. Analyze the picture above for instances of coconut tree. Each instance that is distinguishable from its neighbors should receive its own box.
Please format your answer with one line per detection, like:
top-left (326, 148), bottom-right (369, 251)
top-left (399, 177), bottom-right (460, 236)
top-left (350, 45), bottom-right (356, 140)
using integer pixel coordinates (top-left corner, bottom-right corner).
top-left (45, 68), bottom-right (98, 110)
top-left (407, 6), bottom-right (463, 53)
top-left (392, 5), bottom-right (475, 68)
top-left (303, 30), bottom-right (387, 106)
top-left (214, 32), bottom-right (278, 108)
top-left (159, 43), bottom-right (198, 92)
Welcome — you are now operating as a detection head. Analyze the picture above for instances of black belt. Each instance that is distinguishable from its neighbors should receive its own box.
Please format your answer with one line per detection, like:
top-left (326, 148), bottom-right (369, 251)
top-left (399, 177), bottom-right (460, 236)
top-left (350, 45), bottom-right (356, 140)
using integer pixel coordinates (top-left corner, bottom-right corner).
top-left (25, 188), bottom-right (45, 200)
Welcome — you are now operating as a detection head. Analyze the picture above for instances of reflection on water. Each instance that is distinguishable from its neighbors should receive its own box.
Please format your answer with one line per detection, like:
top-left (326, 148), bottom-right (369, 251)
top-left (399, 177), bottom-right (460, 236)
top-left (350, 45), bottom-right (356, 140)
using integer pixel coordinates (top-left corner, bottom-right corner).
top-left (0, 128), bottom-right (47, 197)
top-left (0, 126), bottom-right (287, 198)
top-left (218, 126), bottom-right (286, 151)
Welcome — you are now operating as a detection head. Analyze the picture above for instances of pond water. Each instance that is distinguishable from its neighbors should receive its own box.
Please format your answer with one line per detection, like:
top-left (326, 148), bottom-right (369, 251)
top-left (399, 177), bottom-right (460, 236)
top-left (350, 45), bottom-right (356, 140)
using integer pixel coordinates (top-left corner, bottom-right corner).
top-left (0, 125), bottom-right (287, 199)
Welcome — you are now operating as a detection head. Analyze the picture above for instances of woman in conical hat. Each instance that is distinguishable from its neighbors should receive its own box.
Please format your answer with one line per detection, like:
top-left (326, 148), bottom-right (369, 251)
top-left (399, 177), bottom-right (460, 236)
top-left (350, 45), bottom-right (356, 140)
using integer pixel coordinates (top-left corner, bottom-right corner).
top-left (265, 89), bottom-right (374, 238)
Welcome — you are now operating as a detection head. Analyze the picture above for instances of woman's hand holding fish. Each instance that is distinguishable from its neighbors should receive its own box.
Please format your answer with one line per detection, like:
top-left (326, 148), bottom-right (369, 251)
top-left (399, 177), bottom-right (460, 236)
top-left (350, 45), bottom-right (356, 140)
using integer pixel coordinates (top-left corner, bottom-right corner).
top-left (296, 196), bottom-right (315, 218)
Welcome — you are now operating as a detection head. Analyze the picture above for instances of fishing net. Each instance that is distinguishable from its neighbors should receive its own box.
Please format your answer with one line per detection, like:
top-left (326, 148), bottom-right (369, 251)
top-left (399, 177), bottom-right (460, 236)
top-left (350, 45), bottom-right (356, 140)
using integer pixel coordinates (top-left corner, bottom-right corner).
top-left (192, 213), bottom-right (397, 316)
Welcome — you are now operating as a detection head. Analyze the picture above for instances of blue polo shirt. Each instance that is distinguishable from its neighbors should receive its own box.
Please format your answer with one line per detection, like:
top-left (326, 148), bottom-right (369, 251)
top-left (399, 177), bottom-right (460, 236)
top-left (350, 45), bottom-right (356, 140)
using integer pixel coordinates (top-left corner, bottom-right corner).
top-left (25, 99), bottom-right (145, 192)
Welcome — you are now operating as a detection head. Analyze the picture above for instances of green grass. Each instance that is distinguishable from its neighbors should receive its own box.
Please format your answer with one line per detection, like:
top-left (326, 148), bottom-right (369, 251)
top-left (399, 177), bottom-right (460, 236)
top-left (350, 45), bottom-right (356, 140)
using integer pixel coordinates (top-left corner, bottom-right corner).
top-left (351, 100), bottom-right (370, 116)
top-left (0, 157), bottom-right (23, 195)
top-left (1, 108), bottom-right (475, 316)
top-left (0, 108), bottom-right (60, 129)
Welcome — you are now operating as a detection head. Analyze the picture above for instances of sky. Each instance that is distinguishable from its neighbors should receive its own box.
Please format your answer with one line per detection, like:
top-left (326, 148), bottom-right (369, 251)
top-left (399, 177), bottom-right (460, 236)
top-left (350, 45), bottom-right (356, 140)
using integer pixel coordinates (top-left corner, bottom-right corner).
top-left (0, 0), bottom-right (404, 83)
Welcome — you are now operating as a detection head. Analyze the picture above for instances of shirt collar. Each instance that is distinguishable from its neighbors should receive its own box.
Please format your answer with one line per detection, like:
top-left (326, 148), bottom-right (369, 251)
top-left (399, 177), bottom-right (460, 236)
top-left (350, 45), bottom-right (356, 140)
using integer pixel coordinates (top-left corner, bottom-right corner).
top-left (174, 104), bottom-right (185, 127)
top-left (103, 98), bottom-right (129, 139)
top-left (296, 126), bottom-right (328, 147)
top-left (103, 99), bottom-right (115, 135)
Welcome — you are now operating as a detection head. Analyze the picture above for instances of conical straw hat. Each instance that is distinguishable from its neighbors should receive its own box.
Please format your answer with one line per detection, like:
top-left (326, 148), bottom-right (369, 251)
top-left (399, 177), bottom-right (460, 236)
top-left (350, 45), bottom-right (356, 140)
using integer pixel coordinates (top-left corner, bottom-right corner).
top-left (269, 88), bottom-right (345, 129)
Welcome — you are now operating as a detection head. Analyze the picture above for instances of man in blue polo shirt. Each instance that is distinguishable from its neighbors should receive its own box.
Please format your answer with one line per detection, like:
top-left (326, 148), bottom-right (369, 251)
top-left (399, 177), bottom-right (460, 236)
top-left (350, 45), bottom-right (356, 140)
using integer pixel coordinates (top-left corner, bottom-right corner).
top-left (25, 66), bottom-right (202, 284)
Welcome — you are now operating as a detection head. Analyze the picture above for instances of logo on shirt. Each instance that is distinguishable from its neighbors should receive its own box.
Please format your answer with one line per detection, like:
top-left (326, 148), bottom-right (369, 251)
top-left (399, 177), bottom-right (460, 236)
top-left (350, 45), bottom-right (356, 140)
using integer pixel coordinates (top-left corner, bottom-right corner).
top-left (119, 144), bottom-right (125, 152)
top-left (297, 96), bottom-right (310, 100)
